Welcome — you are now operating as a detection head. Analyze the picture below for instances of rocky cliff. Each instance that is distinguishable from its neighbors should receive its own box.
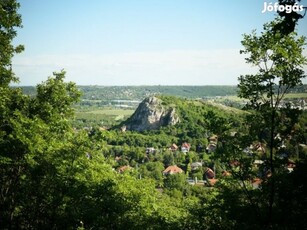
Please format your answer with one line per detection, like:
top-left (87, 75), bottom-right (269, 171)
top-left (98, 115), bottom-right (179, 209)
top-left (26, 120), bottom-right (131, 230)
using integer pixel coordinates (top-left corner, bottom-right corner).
top-left (123, 96), bottom-right (180, 131)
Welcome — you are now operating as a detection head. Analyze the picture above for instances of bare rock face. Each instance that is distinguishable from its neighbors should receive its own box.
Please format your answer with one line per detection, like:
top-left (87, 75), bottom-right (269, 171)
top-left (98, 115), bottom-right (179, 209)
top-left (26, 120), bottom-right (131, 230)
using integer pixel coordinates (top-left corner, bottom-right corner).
top-left (124, 96), bottom-right (180, 131)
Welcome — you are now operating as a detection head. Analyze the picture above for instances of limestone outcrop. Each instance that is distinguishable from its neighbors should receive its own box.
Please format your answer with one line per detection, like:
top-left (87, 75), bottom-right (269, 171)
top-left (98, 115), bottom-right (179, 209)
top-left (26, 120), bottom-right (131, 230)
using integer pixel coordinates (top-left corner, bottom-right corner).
top-left (123, 96), bottom-right (179, 131)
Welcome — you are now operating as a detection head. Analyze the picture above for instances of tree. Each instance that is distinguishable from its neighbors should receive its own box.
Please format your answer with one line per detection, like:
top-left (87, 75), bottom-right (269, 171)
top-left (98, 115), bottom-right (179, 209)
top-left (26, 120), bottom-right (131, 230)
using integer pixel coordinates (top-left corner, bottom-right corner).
top-left (0, 1), bottom-right (26, 227)
top-left (164, 173), bottom-right (187, 192)
top-left (0, 3), bottom-right (83, 225)
top-left (273, 0), bottom-right (306, 35)
top-left (0, 3), bottom-right (189, 228)
top-left (235, 17), bottom-right (306, 226)
top-left (30, 70), bottom-right (81, 131)
top-left (0, 71), bottom-right (83, 228)
top-left (139, 162), bottom-right (165, 187)
top-left (0, 0), bottom-right (24, 87)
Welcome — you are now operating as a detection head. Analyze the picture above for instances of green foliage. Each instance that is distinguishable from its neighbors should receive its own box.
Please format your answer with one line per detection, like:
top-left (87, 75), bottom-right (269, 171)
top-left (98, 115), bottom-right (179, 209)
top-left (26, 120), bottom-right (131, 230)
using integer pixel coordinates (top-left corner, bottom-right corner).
top-left (164, 173), bottom-right (188, 194)
top-left (32, 70), bottom-right (81, 125)
top-left (0, 0), bottom-right (24, 86)
top-left (0, 78), bottom-right (193, 229)
top-left (2, 3), bottom-right (307, 229)
top-left (239, 19), bottom-right (307, 107)
top-left (139, 162), bottom-right (165, 187)
top-left (155, 95), bottom-right (240, 144)
top-left (212, 16), bottom-right (307, 228)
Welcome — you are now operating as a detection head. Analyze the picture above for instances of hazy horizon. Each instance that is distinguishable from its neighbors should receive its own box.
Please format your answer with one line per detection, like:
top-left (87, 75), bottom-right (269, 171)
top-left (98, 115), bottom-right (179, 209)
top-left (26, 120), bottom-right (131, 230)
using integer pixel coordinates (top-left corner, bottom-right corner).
top-left (15, 84), bottom-right (239, 87)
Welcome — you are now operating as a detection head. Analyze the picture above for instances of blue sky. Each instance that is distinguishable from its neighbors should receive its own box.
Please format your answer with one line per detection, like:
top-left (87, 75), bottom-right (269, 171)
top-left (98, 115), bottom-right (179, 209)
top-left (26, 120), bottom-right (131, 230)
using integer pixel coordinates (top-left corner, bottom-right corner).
top-left (12, 0), bottom-right (307, 85)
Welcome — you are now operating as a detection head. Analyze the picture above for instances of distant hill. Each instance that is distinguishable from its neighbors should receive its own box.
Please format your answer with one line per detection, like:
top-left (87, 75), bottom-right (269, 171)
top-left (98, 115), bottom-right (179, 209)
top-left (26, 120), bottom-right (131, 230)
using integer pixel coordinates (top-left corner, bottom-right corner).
top-left (78, 85), bottom-right (238, 100)
top-left (17, 85), bottom-right (307, 101)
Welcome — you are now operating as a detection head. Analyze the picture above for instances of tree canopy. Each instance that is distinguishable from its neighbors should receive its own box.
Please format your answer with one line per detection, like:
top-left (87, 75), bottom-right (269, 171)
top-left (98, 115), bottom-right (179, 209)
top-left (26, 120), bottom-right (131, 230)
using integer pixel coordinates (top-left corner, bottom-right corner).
top-left (1, 1), bottom-right (307, 229)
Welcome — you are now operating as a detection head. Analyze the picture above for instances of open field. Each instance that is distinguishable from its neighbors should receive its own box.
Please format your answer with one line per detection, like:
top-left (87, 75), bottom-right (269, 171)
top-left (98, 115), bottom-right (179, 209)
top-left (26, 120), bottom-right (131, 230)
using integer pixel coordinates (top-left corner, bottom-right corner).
top-left (284, 93), bottom-right (307, 99)
top-left (74, 108), bottom-right (135, 127)
top-left (83, 109), bottom-right (135, 116)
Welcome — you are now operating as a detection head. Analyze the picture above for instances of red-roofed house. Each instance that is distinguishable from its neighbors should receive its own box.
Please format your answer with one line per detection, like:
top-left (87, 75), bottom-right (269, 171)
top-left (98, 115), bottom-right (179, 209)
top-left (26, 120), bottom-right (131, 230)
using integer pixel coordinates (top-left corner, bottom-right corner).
top-left (181, 142), bottom-right (191, 153)
top-left (163, 165), bottom-right (184, 175)
top-left (252, 178), bottom-right (262, 189)
top-left (222, 171), bottom-right (231, 177)
top-left (118, 165), bottom-right (131, 173)
top-left (207, 179), bottom-right (218, 186)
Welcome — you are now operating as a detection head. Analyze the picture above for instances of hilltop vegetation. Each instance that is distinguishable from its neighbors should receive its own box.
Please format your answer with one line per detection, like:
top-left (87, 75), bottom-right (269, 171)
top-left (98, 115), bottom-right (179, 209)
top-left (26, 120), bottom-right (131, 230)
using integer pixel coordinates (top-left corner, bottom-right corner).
top-left (106, 95), bottom-right (243, 147)
top-left (79, 85), bottom-right (239, 100)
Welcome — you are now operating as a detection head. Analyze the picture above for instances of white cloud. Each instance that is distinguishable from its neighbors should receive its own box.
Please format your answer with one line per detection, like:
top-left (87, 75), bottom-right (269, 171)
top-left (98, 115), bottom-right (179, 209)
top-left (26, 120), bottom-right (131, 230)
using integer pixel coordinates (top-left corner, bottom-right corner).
top-left (12, 49), bottom-right (307, 85)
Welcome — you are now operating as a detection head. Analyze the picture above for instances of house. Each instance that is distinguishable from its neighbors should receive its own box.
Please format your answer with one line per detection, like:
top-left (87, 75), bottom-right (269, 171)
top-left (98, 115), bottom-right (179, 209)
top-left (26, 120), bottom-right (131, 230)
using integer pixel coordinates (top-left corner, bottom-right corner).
top-left (121, 125), bottom-right (127, 132)
top-left (209, 135), bottom-right (218, 143)
top-left (243, 146), bottom-right (253, 155)
top-left (163, 165), bottom-right (183, 175)
top-left (191, 162), bottom-right (203, 171)
top-left (254, 159), bottom-right (264, 165)
top-left (146, 147), bottom-right (156, 154)
top-left (230, 160), bottom-right (240, 167)
top-left (206, 143), bottom-right (217, 153)
top-left (207, 178), bottom-right (218, 186)
top-left (252, 178), bottom-right (262, 189)
top-left (222, 171), bottom-right (231, 177)
top-left (253, 142), bottom-right (266, 154)
top-left (181, 142), bottom-right (191, 153)
top-left (118, 165), bottom-right (131, 173)
top-left (205, 168), bottom-right (215, 179)
top-left (99, 126), bottom-right (107, 131)
top-left (287, 160), bottom-right (296, 173)
top-left (206, 135), bottom-right (218, 153)
top-left (244, 143), bottom-right (266, 156)
top-left (115, 156), bottom-right (122, 161)
top-left (169, 143), bottom-right (178, 152)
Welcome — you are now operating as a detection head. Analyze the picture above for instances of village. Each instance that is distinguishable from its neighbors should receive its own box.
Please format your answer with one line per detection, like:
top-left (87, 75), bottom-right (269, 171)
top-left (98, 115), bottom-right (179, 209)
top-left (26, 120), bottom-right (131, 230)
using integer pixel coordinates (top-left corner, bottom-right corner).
top-left (112, 133), bottom-right (299, 190)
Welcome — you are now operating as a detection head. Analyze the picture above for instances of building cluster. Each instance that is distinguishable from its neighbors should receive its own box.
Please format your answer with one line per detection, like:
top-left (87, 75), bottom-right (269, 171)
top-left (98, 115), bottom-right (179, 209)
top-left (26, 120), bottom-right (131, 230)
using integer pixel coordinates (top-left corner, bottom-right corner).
top-left (114, 133), bottom-right (298, 189)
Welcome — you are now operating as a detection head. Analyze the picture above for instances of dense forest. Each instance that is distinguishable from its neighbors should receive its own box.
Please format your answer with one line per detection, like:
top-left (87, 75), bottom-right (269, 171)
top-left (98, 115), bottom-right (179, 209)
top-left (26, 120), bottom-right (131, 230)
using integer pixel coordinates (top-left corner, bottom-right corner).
top-left (1, 1), bottom-right (307, 229)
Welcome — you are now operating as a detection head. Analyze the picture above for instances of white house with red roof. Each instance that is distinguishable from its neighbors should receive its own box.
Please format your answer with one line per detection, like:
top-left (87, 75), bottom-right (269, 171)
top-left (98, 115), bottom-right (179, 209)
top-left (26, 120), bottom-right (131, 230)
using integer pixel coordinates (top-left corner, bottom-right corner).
top-left (181, 142), bottom-right (191, 153)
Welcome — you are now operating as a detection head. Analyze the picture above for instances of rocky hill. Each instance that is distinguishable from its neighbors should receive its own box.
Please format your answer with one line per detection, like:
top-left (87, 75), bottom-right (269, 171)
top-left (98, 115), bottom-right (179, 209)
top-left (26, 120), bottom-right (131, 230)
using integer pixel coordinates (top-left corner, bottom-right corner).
top-left (122, 96), bottom-right (180, 131)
